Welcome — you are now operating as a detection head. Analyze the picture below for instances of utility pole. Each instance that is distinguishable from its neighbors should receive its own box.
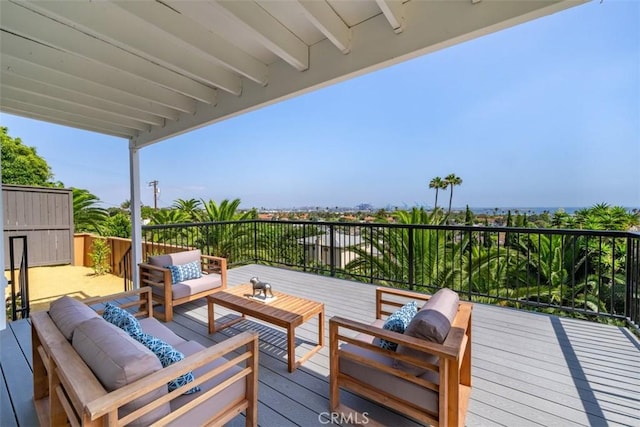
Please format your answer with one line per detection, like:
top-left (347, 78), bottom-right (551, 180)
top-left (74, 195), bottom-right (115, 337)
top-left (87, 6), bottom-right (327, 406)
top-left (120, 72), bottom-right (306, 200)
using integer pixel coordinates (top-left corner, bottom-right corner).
top-left (148, 180), bottom-right (159, 209)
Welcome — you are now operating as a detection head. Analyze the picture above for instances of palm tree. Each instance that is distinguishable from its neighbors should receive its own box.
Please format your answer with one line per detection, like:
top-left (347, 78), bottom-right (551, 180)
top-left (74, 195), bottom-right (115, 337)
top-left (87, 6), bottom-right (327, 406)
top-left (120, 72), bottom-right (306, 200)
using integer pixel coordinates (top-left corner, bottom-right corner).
top-left (171, 198), bottom-right (201, 222)
top-left (72, 188), bottom-right (108, 233)
top-left (346, 208), bottom-right (456, 289)
top-left (145, 209), bottom-right (191, 244)
top-left (197, 198), bottom-right (256, 261)
top-left (428, 177), bottom-right (445, 210)
top-left (148, 209), bottom-right (189, 225)
top-left (444, 173), bottom-right (462, 217)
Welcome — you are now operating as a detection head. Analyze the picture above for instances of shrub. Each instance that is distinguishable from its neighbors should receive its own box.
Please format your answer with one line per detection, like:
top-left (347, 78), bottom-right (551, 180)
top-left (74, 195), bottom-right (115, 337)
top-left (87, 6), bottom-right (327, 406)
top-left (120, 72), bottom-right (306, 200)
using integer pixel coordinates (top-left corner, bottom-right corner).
top-left (90, 238), bottom-right (111, 275)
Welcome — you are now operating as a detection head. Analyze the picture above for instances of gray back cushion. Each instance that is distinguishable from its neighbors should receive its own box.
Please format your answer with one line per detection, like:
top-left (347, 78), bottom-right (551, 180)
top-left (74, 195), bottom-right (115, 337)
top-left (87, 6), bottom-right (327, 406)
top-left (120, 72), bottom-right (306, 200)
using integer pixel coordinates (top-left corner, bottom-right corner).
top-left (394, 288), bottom-right (459, 376)
top-left (149, 250), bottom-right (201, 267)
top-left (48, 296), bottom-right (100, 341)
top-left (72, 318), bottom-right (171, 426)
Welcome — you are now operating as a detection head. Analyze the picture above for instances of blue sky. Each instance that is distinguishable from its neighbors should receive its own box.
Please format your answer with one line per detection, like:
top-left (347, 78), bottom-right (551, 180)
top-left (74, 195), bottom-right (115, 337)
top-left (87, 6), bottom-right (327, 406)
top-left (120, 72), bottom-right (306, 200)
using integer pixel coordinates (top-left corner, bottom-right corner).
top-left (1, 0), bottom-right (638, 211)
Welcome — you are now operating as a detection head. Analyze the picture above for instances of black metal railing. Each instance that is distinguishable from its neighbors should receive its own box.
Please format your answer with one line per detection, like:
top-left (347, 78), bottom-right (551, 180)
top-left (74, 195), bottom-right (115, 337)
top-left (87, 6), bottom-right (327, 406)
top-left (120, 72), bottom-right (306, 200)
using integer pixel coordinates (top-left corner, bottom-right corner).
top-left (142, 220), bottom-right (640, 330)
top-left (120, 246), bottom-right (133, 292)
top-left (8, 235), bottom-right (30, 320)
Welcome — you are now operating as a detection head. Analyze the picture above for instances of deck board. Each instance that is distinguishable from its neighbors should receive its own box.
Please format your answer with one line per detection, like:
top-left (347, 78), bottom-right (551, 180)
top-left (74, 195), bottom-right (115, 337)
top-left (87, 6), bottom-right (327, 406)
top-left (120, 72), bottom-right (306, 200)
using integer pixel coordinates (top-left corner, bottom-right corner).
top-left (0, 321), bottom-right (38, 427)
top-left (1, 264), bottom-right (639, 426)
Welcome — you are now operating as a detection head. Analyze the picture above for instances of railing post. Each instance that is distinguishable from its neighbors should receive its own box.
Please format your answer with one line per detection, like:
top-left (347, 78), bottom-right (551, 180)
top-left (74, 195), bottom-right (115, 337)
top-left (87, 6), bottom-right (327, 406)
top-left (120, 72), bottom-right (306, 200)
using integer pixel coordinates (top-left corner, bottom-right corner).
top-left (408, 226), bottom-right (414, 290)
top-left (303, 223), bottom-right (307, 272)
top-left (21, 237), bottom-right (29, 319)
top-left (329, 224), bottom-right (335, 277)
top-left (468, 227), bottom-right (473, 301)
top-left (253, 220), bottom-right (258, 263)
top-left (9, 237), bottom-right (17, 321)
top-left (8, 236), bottom-right (29, 320)
top-left (626, 234), bottom-right (639, 327)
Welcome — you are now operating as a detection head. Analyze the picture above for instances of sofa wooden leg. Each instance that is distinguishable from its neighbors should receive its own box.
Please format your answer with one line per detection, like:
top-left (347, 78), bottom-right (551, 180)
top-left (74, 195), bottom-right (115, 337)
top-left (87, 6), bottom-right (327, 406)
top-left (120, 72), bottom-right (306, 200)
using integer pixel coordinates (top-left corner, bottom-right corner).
top-left (164, 303), bottom-right (173, 322)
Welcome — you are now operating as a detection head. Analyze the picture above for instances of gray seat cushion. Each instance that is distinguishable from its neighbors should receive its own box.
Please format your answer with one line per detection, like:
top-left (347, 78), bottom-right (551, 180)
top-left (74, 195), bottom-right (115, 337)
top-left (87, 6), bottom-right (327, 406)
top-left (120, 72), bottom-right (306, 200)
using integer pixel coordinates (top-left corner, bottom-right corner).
top-left (167, 340), bottom-right (246, 426)
top-left (394, 288), bottom-right (460, 376)
top-left (152, 273), bottom-right (223, 300)
top-left (139, 317), bottom-right (186, 347)
top-left (48, 295), bottom-right (100, 341)
top-left (339, 332), bottom-right (439, 415)
top-left (72, 318), bottom-right (171, 426)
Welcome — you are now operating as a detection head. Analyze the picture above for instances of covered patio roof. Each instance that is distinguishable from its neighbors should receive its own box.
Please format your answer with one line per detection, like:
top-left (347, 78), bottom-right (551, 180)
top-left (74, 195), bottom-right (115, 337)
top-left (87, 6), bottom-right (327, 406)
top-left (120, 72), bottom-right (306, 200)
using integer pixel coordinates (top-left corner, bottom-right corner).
top-left (1, 0), bottom-right (585, 148)
top-left (0, 0), bottom-right (589, 324)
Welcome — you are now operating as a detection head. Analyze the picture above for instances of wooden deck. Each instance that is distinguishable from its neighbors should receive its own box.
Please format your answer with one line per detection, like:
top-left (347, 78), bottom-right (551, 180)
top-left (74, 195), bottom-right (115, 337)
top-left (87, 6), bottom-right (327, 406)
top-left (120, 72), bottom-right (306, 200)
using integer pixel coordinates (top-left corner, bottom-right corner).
top-left (2, 264), bottom-right (639, 426)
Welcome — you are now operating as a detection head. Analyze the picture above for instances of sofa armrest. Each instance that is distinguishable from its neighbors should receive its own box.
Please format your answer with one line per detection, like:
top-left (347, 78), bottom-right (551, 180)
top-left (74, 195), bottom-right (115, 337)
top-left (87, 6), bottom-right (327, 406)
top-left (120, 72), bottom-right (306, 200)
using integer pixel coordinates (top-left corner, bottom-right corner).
top-left (85, 331), bottom-right (259, 425)
top-left (330, 316), bottom-right (457, 360)
top-left (201, 255), bottom-right (226, 273)
top-left (139, 263), bottom-right (173, 287)
top-left (81, 287), bottom-right (154, 318)
top-left (201, 255), bottom-right (227, 289)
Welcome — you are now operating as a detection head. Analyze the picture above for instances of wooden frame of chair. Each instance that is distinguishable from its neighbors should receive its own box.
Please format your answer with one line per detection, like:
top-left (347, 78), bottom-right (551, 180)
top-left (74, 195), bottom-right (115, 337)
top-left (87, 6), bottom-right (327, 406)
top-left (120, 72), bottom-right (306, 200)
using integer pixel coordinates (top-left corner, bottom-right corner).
top-left (139, 254), bottom-right (227, 322)
top-left (329, 287), bottom-right (472, 426)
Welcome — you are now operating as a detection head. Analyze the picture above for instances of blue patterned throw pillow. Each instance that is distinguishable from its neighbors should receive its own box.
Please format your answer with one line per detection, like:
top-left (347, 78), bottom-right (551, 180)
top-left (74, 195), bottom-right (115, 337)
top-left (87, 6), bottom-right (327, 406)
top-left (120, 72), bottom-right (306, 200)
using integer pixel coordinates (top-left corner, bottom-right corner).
top-left (166, 261), bottom-right (202, 284)
top-left (102, 303), bottom-right (142, 338)
top-left (135, 332), bottom-right (200, 395)
top-left (379, 301), bottom-right (418, 351)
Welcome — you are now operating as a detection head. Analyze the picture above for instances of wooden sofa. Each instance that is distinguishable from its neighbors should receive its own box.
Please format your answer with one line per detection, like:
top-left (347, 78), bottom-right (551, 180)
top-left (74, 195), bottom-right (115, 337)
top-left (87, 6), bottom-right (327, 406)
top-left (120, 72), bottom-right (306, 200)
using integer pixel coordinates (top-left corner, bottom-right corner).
top-left (139, 249), bottom-right (228, 322)
top-left (31, 287), bottom-right (258, 426)
top-left (329, 287), bottom-right (472, 426)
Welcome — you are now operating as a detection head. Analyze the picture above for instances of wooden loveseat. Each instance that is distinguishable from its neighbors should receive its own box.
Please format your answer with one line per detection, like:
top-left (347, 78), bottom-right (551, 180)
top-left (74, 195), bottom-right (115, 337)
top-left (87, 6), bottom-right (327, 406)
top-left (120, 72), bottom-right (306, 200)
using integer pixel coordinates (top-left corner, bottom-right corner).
top-left (31, 287), bottom-right (259, 426)
top-left (329, 287), bottom-right (472, 426)
top-left (139, 249), bottom-right (227, 322)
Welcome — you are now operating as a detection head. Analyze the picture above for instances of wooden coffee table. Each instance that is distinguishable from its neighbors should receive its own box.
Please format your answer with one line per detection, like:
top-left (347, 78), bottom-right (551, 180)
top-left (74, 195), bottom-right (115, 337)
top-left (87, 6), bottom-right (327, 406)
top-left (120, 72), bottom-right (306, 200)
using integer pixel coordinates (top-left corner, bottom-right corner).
top-left (207, 284), bottom-right (324, 372)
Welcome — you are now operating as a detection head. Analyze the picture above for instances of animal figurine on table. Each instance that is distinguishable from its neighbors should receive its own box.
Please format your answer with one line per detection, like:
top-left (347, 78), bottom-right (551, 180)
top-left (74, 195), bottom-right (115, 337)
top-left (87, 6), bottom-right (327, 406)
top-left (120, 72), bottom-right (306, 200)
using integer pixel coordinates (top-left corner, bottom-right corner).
top-left (250, 276), bottom-right (274, 298)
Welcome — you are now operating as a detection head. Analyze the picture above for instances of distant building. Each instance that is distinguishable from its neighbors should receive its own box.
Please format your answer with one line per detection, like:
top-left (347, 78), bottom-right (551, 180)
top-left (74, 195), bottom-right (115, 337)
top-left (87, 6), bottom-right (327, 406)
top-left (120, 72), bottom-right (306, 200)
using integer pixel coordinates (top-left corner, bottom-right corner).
top-left (299, 231), bottom-right (365, 269)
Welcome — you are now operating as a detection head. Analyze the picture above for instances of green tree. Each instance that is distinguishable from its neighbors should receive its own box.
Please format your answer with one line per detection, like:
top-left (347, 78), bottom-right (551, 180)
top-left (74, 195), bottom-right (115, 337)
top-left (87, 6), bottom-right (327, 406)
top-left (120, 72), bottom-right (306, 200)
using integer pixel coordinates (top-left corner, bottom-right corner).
top-left (428, 176), bottom-right (447, 211)
top-left (144, 209), bottom-right (192, 243)
top-left (102, 212), bottom-right (131, 238)
top-left (482, 218), bottom-right (493, 248)
top-left (196, 198), bottom-right (256, 261)
top-left (575, 203), bottom-right (638, 231)
top-left (444, 173), bottom-right (463, 217)
top-left (464, 205), bottom-right (474, 225)
top-left (172, 198), bottom-right (202, 222)
top-left (73, 188), bottom-right (108, 233)
top-left (347, 208), bottom-right (458, 289)
top-left (512, 234), bottom-right (608, 313)
top-left (1, 127), bottom-right (56, 186)
top-left (148, 209), bottom-right (189, 225)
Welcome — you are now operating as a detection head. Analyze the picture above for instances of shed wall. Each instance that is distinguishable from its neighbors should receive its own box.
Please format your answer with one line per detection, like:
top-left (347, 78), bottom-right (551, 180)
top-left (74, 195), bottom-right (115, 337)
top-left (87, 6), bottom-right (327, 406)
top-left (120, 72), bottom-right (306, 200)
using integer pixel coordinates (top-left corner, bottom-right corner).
top-left (3, 185), bottom-right (74, 268)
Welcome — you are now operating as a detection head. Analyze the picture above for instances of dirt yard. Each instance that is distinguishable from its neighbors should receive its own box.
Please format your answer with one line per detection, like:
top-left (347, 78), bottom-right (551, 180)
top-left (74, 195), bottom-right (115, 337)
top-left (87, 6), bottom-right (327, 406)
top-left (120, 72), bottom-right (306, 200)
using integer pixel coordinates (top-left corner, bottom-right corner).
top-left (5, 265), bottom-right (124, 313)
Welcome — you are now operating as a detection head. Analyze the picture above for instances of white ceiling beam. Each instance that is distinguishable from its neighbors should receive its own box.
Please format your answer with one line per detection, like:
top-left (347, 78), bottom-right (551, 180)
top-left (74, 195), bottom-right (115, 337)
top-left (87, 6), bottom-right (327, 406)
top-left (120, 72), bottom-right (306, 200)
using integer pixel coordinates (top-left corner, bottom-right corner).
top-left (0, 54), bottom-right (180, 121)
top-left (23, 0), bottom-right (242, 96)
top-left (0, 71), bottom-right (164, 127)
top-left (132, 0), bottom-right (586, 148)
top-left (0, 31), bottom-right (196, 113)
top-left (211, 0), bottom-right (309, 71)
top-left (299, 1), bottom-right (351, 54)
top-left (1, 1), bottom-right (216, 104)
top-left (112, 0), bottom-right (268, 86)
top-left (2, 86), bottom-right (151, 132)
top-left (375, 0), bottom-right (404, 34)
top-left (2, 101), bottom-right (137, 139)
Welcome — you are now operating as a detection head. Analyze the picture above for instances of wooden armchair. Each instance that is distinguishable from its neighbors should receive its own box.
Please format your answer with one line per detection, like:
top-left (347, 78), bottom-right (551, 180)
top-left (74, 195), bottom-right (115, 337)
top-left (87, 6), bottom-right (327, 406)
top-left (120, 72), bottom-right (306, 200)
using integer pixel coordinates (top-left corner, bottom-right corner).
top-left (329, 287), bottom-right (472, 426)
top-left (139, 249), bottom-right (227, 322)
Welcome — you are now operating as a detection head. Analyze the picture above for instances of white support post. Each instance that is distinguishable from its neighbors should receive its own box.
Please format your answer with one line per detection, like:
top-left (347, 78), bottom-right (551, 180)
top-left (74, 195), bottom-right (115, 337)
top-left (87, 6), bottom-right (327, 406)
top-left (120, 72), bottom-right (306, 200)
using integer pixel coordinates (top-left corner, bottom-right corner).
top-left (129, 142), bottom-right (143, 289)
top-left (0, 162), bottom-right (6, 330)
